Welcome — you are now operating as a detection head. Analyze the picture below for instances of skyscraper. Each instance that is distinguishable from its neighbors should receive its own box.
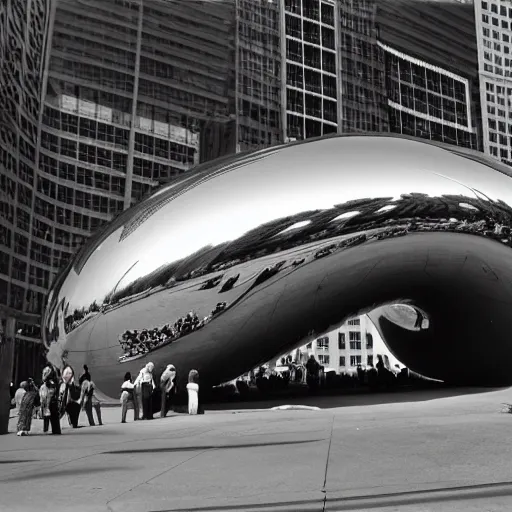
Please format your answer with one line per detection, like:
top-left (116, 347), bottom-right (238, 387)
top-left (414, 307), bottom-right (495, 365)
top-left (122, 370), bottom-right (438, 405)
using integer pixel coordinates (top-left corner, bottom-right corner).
top-left (475, 0), bottom-right (512, 165)
top-left (0, 0), bottom-right (54, 378)
top-left (282, 0), bottom-right (340, 141)
top-left (0, 0), bottom-right (494, 384)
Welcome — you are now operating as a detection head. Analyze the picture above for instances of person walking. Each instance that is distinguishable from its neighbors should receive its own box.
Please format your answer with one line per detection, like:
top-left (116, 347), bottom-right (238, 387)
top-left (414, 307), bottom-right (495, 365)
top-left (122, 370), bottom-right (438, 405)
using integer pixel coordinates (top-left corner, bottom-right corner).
top-left (134, 362), bottom-right (156, 420)
top-left (40, 365), bottom-right (61, 435)
top-left (79, 377), bottom-right (103, 426)
top-left (120, 372), bottom-right (138, 423)
top-left (159, 364), bottom-right (177, 418)
top-left (16, 379), bottom-right (40, 436)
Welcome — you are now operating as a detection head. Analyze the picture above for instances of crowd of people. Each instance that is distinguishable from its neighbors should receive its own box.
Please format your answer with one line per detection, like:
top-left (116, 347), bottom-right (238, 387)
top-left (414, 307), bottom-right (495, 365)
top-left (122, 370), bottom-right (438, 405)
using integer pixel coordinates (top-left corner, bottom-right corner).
top-left (11, 364), bottom-right (102, 436)
top-left (118, 302), bottom-right (228, 362)
top-left (119, 362), bottom-right (200, 422)
top-left (10, 361), bottom-right (203, 435)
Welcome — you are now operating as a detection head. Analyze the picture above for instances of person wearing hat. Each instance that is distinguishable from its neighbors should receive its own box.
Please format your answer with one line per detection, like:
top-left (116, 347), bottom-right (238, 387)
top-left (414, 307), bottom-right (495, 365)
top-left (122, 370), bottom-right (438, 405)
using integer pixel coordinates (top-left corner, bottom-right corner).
top-left (159, 364), bottom-right (177, 418)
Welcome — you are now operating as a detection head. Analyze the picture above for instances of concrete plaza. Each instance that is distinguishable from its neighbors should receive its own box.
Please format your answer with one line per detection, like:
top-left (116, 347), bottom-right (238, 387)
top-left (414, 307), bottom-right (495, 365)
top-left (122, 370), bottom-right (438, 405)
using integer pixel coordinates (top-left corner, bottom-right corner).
top-left (2, 387), bottom-right (512, 512)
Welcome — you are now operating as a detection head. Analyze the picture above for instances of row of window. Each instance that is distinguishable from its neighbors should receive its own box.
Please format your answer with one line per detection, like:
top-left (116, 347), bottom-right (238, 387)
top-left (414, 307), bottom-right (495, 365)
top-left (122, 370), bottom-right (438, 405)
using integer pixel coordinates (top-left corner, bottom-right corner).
top-left (286, 113), bottom-right (337, 139)
top-left (312, 331), bottom-right (374, 350)
top-left (286, 89), bottom-right (338, 123)
top-left (285, 0), bottom-right (335, 27)
top-left (0, 251), bottom-right (52, 289)
top-left (318, 355), bottom-right (373, 367)
top-left (0, 278), bottom-right (45, 314)
top-left (482, 1), bottom-right (512, 19)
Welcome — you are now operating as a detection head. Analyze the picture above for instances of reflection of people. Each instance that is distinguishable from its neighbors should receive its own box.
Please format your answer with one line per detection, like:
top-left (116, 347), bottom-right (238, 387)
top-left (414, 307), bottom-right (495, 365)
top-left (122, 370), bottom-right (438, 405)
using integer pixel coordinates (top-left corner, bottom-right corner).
top-left (16, 380), bottom-right (40, 436)
top-left (120, 372), bottom-right (138, 423)
top-left (187, 370), bottom-right (199, 415)
top-left (40, 366), bottom-right (61, 435)
top-left (134, 363), bottom-right (155, 420)
top-left (306, 355), bottom-right (320, 391)
top-left (160, 364), bottom-right (177, 418)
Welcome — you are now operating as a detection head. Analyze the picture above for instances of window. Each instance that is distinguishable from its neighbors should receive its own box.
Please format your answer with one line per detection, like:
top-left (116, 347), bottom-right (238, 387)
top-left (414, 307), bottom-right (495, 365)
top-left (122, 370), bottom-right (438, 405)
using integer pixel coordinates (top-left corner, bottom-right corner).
top-left (306, 342), bottom-right (312, 349)
top-left (338, 332), bottom-right (345, 350)
top-left (318, 355), bottom-right (329, 365)
top-left (350, 355), bottom-right (362, 367)
top-left (367, 355), bottom-right (373, 366)
top-left (317, 336), bottom-right (329, 349)
top-left (339, 356), bottom-right (346, 367)
top-left (366, 333), bottom-right (373, 348)
top-left (347, 318), bottom-right (360, 326)
top-left (349, 331), bottom-right (361, 342)
top-left (350, 340), bottom-right (362, 350)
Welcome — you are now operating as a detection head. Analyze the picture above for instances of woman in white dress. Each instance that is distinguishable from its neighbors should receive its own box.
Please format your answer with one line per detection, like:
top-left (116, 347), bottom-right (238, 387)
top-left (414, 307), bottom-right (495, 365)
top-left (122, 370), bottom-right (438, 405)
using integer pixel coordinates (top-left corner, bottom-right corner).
top-left (186, 369), bottom-right (199, 415)
top-left (134, 362), bottom-right (155, 419)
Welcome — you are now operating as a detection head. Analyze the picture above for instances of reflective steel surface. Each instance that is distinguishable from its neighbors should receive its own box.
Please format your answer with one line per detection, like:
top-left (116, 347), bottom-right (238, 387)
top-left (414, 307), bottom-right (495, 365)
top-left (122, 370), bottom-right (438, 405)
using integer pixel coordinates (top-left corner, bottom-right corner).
top-left (43, 134), bottom-right (512, 397)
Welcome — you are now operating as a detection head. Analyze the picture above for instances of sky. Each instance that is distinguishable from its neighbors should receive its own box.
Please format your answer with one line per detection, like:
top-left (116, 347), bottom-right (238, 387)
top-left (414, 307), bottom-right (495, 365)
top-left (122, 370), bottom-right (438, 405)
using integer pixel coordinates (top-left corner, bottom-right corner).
top-left (55, 136), bottom-right (512, 311)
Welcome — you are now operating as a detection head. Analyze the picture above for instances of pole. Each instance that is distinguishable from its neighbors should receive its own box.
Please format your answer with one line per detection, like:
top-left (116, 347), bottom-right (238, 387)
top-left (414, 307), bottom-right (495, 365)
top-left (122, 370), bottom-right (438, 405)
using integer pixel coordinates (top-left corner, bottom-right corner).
top-left (0, 317), bottom-right (16, 435)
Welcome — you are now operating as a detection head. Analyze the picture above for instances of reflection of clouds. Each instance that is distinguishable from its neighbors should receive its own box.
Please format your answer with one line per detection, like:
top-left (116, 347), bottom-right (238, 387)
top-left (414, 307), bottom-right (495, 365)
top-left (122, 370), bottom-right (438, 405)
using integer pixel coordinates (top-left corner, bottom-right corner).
top-left (330, 211), bottom-right (360, 221)
top-left (276, 220), bottom-right (312, 235)
top-left (58, 137), bottom-right (512, 311)
top-left (460, 202), bottom-right (479, 211)
top-left (375, 205), bottom-right (397, 213)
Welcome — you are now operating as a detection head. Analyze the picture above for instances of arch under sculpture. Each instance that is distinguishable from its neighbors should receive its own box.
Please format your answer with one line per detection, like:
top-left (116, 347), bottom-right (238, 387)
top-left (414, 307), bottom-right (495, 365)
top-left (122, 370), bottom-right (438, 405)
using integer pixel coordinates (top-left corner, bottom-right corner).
top-left (42, 134), bottom-right (512, 397)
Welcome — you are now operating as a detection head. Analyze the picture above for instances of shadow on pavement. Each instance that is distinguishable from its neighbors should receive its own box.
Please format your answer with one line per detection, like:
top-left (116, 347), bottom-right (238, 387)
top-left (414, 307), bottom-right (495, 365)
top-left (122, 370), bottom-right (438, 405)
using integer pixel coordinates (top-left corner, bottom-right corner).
top-left (204, 386), bottom-right (506, 411)
top-left (104, 438), bottom-right (324, 455)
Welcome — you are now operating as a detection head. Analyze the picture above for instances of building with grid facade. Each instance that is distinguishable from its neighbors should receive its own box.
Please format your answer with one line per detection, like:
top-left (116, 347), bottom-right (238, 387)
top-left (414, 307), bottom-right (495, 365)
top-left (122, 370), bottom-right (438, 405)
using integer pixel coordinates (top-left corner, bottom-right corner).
top-left (475, 0), bottom-right (512, 164)
top-left (0, 0), bottom-right (54, 377)
top-left (336, 0), bottom-right (481, 150)
top-left (282, 0), bottom-right (340, 141)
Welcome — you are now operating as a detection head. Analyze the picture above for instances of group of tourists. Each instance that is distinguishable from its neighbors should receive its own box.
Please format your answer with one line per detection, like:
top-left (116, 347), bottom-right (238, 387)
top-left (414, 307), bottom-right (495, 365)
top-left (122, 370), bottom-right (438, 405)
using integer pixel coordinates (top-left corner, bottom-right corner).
top-left (119, 362), bottom-right (200, 422)
top-left (118, 302), bottom-right (228, 363)
top-left (13, 364), bottom-right (102, 436)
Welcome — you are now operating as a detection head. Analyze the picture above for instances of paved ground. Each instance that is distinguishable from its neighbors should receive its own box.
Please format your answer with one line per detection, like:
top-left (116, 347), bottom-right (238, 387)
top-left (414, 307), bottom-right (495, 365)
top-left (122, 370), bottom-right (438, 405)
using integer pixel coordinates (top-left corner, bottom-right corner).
top-left (2, 387), bottom-right (512, 512)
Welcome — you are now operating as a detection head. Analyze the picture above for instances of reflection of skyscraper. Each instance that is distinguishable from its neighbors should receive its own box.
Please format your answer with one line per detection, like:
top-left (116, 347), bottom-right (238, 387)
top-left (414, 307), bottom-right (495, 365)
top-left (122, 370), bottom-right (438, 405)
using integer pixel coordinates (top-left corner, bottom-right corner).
top-left (475, 0), bottom-right (512, 164)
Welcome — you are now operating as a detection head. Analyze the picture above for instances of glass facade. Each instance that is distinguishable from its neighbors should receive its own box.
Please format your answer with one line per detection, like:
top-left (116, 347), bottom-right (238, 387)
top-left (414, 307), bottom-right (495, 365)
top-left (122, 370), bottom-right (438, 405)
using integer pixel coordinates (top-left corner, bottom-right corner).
top-left (383, 42), bottom-right (478, 149)
top-left (237, 0), bottom-right (283, 151)
top-left (0, 0), bottom-right (53, 329)
top-left (476, 0), bottom-right (512, 164)
top-left (283, 0), bottom-right (339, 141)
top-left (338, 0), bottom-right (388, 133)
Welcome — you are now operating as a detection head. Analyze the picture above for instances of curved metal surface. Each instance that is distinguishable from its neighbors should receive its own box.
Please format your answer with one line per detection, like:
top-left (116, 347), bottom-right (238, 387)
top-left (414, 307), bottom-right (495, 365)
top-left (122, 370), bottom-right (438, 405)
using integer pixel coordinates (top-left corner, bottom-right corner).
top-left (43, 134), bottom-right (512, 397)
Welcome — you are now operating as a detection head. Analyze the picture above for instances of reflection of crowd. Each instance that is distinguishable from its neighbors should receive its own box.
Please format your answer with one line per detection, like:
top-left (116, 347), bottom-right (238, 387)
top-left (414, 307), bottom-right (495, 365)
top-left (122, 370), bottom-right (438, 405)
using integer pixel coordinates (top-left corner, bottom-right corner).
top-left (118, 302), bottom-right (228, 362)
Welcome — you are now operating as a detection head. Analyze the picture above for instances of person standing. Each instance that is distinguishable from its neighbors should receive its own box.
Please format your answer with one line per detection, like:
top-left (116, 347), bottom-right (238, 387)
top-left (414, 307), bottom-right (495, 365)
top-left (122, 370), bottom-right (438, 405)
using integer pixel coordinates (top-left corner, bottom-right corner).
top-left (159, 364), bottom-right (177, 418)
top-left (40, 366), bottom-right (61, 435)
top-left (120, 372), bottom-right (138, 423)
top-left (59, 365), bottom-right (81, 429)
top-left (134, 362), bottom-right (155, 420)
top-left (79, 377), bottom-right (102, 426)
top-left (78, 364), bottom-right (91, 386)
top-left (14, 381), bottom-right (28, 414)
top-left (16, 380), bottom-right (40, 436)
top-left (186, 369), bottom-right (199, 415)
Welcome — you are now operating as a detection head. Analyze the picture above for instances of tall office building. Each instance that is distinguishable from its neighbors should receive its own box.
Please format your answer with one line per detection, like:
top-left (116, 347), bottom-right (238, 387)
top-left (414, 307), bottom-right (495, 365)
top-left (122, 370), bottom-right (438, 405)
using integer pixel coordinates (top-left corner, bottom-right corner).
top-left (282, 0), bottom-right (340, 141)
top-left (338, 0), bottom-right (481, 150)
top-left (0, 0), bottom-right (54, 378)
top-left (475, 0), bottom-right (512, 165)
top-left (0, 0), bottom-right (493, 383)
